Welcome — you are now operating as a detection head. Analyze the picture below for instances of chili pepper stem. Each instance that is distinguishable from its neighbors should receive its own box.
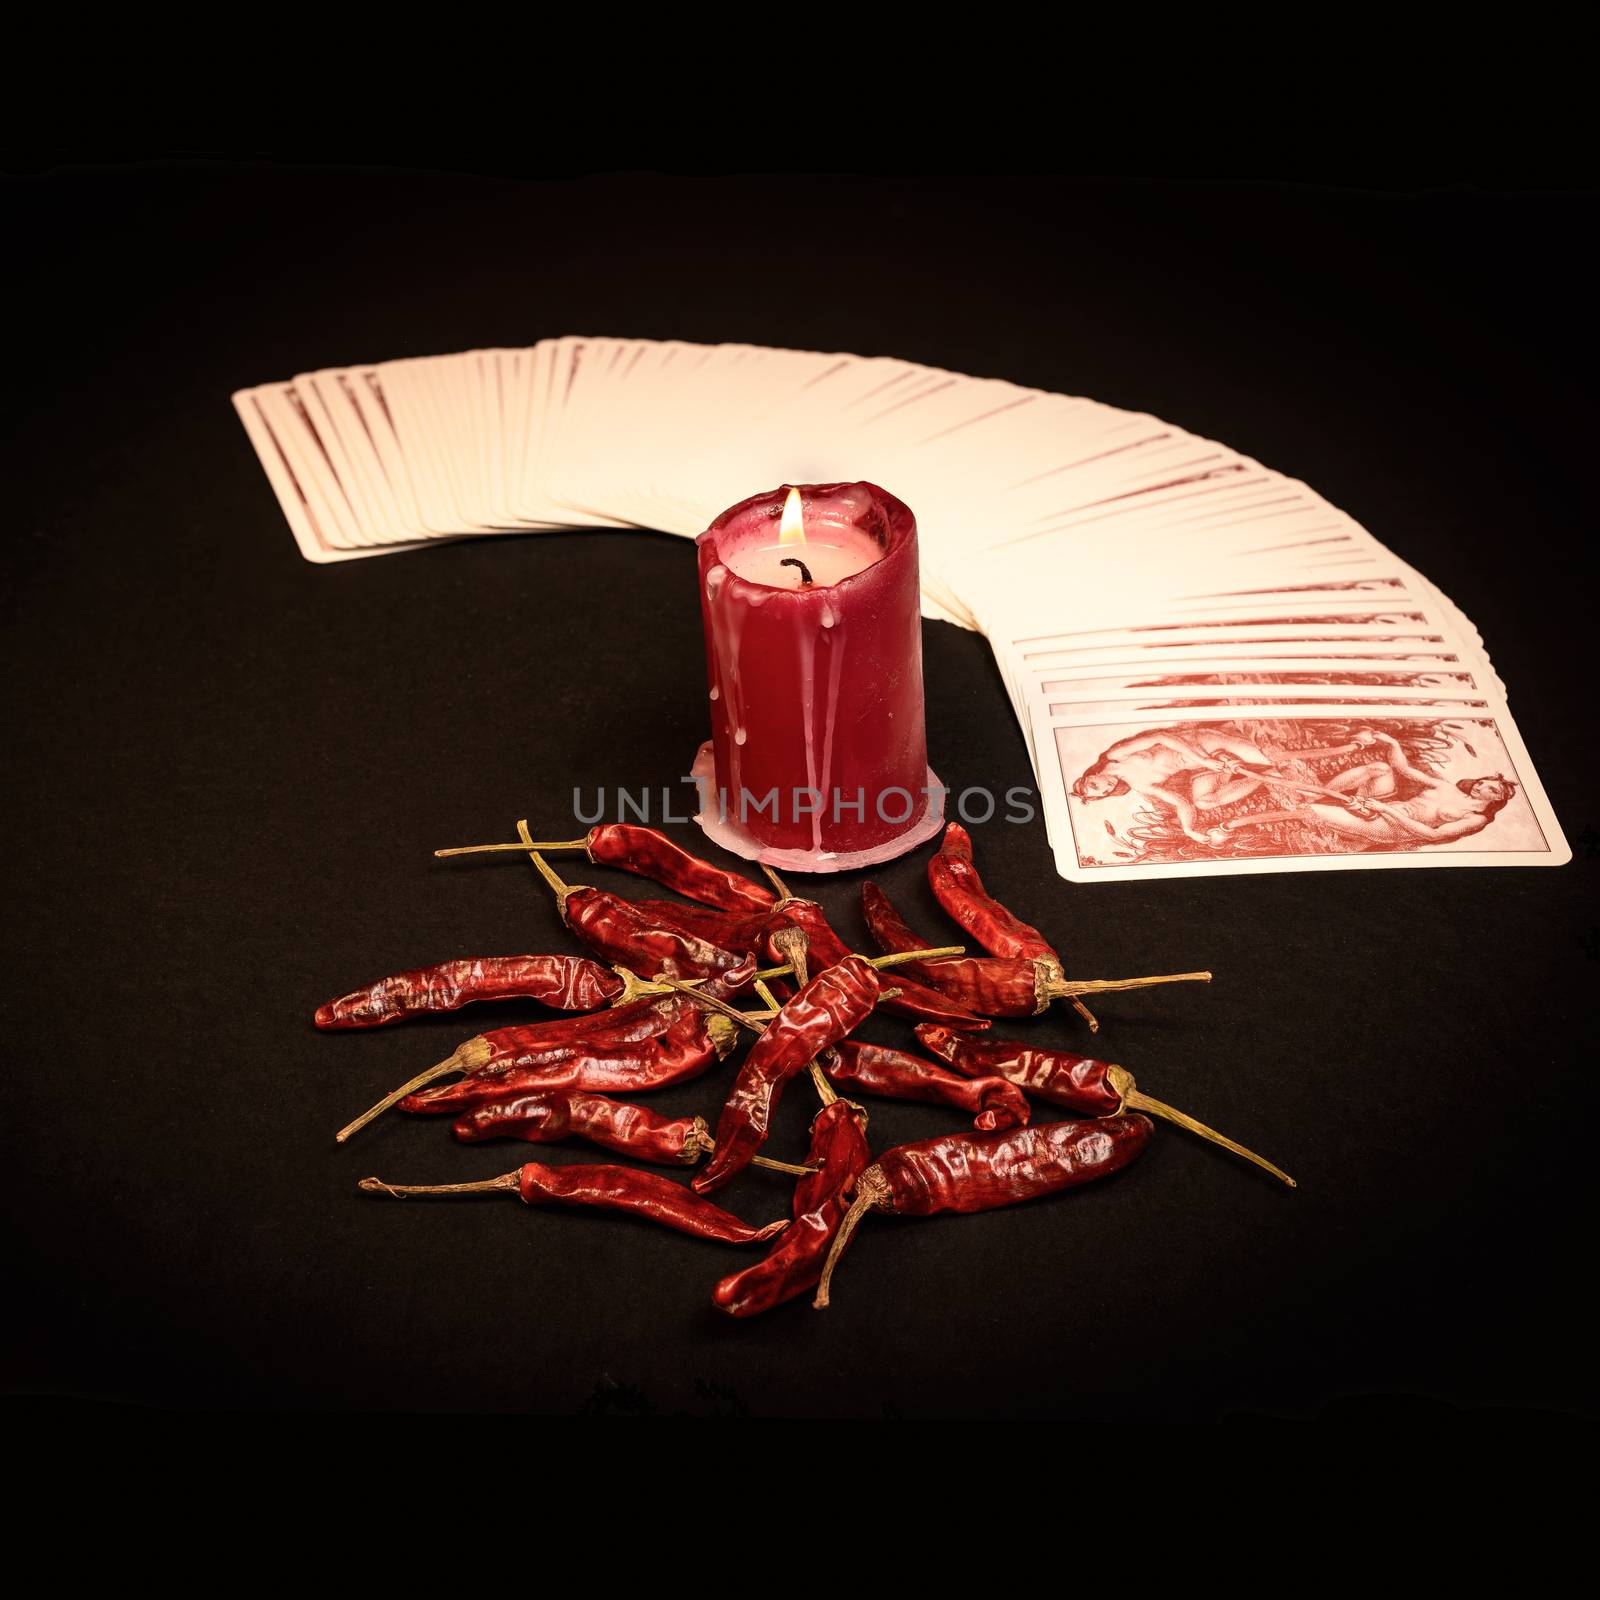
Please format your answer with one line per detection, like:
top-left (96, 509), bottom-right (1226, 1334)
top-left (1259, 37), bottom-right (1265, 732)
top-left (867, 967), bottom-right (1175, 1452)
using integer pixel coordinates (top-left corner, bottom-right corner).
top-left (1068, 997), bottom-right (1100, 1031)
top-left (517, 823), bottom-right (585, 912)
top-left (335, 1041), bottom-right (487, 1143)
top-left (360, 1171), bottom-right (521, 1197)
top-left (651, 975), bottom-right (769, 1033)
top-left (434, 837), bottom-right (591, 858)
top-left (687, 1112), bottom-right (816, 1175)
top-left (1107, 1068), bottom-right (1295, 1188)
top-left (760, 864), bottom-right (794, 902)
top-left (813, 1166), bottom-right (891, 1308)
top-left (751, 947), bottom-right (967, 983)
top-left (867, 946), bottom-right (963, 969)
top-left (770, 923), bottom-right (810, 985)
top-left (809, 1060), bottom-right (839, 1107)
top-left (610, 966), bottom-right (662, 1005)
top-left (1046, 971), bottom-right (1213, 999)
top-left (751, 1154), bottom-right (820, 1176)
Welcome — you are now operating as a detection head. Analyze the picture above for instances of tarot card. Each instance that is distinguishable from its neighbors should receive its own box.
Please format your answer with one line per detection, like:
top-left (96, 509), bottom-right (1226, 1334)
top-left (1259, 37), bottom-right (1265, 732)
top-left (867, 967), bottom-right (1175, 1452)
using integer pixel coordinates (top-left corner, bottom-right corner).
top-left (647, 351), bottom-right (932, 527)
top-left (299, 369), bottom-right (418, 540)
top-left (336, 365), bottom-right (437, 535)
top-left (998, 609), bottom-right (1486, 774)
top-left (611, 343), bottom-right (817, 533)
top-left (285, 374), bottom-right (385, 541)
top-left (951, 506), bottom-right (1388, 641)
top-left (1015, 597), bottom-right (1456, 642)
top-left (1033, 703), bottom-right (1567, 881)
top-left (1010, 643), bottom-right (1476, 734)
top-left (513, 336), bottom-right (619, 528)
top-left (1016, 619), bottom-right (1457, 664)
top-left (250, 383), bottom-right (370, 550)
top-left (231, 387), bottom-right (434, 562)
top-left (348, 361), bottom-right (461, 535)
top-left (1035, 660), bottom-right (1487, 695)
top-left (1037, 692), bottom-right (1494, 722)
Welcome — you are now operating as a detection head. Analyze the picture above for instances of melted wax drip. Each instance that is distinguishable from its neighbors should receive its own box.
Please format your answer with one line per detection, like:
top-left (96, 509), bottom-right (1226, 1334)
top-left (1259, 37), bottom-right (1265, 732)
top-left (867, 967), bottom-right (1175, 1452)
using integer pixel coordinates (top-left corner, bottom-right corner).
top-left (704, 564), bottom-right (748, 800)
top-left (706, 560), bottom-right (848, 855)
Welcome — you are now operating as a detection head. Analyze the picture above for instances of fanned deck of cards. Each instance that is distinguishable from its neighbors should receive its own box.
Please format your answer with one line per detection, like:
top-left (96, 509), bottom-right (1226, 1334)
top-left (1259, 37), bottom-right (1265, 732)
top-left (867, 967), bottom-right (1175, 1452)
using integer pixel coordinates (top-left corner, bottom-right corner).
top-left (235, 338), bottom-right (1569, 880)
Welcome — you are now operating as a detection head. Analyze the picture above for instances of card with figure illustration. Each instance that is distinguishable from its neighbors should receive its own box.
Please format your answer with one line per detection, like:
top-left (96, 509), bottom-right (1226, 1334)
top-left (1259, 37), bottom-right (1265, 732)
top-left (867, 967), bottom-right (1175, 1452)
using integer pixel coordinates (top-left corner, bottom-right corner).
top-left (1031, 702), bottom-right (1568, 880)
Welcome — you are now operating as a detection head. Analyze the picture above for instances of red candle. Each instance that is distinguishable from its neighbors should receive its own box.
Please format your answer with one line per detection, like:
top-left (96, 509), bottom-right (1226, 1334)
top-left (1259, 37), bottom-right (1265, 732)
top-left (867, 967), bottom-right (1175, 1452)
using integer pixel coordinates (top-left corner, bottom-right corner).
top-left (691, 482), bottom-right (942, 871)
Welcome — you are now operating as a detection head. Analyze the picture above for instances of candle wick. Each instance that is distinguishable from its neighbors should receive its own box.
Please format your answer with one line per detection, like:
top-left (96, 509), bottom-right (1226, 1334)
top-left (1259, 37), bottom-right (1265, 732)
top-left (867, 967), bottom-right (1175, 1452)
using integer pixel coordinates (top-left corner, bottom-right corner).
top-left (780, 557), bottom-right (814, 587)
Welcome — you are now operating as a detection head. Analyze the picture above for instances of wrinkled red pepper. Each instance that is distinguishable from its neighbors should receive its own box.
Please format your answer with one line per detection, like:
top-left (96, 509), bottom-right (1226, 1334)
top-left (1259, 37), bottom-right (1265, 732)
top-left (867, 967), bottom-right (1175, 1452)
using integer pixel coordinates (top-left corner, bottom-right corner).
top-left (441, 994), bottom-right (705, 1080)
top-left (400, 1008), bottom-right (737, 1115)
top-left (630, 898), bottom-right (786, 956)
top-left (453, 1089), bottom-right (714, 1164)
top-left (928, 825), bottom-right (1062, 960)
top-left (360, 1162), bottom-right (787, 1244)
top-left (694, 955), bottom-right (882, 1195)
top-left (927, 823), bottom-right (1108, 1028)
top-left (822, 1039), bottom-right (1031, 1131)
top-left (916, 1024), bottom-right (1294, 1186)
top-left (511, 838), bottom-right (755, 987)
top-left (861, 885), bottom-right (1207, 1019)
top-left (580, 825), bottom-right (775, 912)
top-left (333, 996), bottom-right (733, 1143)
top-left (314, 953), bottom-right (622, 1030)
top-left (562, 885), bottom-right (748, 981)
top-left (815, 1113), bottom-right (1155, 1306)
top-left (860, 882), bottom-right (1057, 1015)
top-left (712, 1100), bottom-right (872, 1317)
top-left (927, 822), bottom-right (1059, 965)
top-left (441, 823), bottom-right (775, 913)
top-left (915, 1024), bottom-right (1122, 1110)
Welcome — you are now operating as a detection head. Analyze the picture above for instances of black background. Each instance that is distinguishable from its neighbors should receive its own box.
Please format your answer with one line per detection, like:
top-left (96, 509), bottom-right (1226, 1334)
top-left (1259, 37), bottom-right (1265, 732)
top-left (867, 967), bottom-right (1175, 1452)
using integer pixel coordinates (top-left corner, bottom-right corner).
top-left (5, 166), bottom-right (1596, 1419)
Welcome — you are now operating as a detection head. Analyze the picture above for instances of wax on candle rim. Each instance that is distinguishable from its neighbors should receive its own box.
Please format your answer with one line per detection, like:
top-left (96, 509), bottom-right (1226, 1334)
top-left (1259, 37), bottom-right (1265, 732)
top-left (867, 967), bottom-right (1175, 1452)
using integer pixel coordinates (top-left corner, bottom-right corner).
top-left (721, 533), bottom-right (884, 590)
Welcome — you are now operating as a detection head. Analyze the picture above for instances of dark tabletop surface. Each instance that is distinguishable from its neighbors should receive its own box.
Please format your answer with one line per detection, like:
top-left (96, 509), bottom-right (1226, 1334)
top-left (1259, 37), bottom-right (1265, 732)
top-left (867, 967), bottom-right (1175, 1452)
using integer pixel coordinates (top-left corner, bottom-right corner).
top-left (5, 166), bottom-right (1596, 1419)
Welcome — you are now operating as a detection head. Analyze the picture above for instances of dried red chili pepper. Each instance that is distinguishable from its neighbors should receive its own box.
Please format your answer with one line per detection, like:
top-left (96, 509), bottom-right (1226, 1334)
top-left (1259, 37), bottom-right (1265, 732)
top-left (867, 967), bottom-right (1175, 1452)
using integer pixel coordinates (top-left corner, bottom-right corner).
top-left (927, 822), bottom-right (1098, 1027)
top-left (479, 829), bottom-right (750, 987)
top-left (860, 882), bottom-right (1209, 1018)
top-left (333, 998), bottom-right (733, 1142)
top-left (711, 1100), bottom-right (873, 1317)
top-left (453, 1089), bottom-right (818, 1179)
top-left (437, 822), bottom-right (775, 912)
top-left (398, 1007), bottom-right (738, 1116)
top-left (759, 893), bottom-right (989, 1033)
top-left (629, 898), bottom-right (787, 956)
top-left (927, 822), bottom-right (1056, 963)
top-left (360, 1163), bottom-right (787, 1244)
top-left (693, 955), bottom-right (883, 1195)
top-left (455, 1088), bottom-right (714, 1163)
top-left (821, 1039), bottom-right (1030, 1131)
top-left (915, 1024), bottom-right (1295, 1187)
top-left (560, 878), bottom-right (748, 982)
top-left (814, 1113), bottom-right (1154, 1307)
top-left (314, 954), bottom-right (623, 1030)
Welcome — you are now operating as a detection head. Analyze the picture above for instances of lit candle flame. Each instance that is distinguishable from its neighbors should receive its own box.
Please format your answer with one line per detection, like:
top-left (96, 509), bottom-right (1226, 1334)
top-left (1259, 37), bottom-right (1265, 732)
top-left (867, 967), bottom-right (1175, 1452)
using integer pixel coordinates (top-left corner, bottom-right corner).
top-left (778, 486), bottom-right (806, 546)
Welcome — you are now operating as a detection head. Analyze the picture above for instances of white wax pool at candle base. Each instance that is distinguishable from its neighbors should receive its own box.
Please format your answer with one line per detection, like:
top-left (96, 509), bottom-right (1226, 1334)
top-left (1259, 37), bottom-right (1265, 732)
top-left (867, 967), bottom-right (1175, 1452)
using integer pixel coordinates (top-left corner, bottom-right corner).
top-left (723, 535), bottom-right (881, 588)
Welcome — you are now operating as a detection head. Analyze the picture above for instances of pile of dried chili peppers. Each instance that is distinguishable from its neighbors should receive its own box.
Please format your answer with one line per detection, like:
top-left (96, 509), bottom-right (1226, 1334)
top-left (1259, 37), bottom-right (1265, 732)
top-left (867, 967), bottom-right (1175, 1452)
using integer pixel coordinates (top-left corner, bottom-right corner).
top-left (324, 818), bottom-right (1290, 1315)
